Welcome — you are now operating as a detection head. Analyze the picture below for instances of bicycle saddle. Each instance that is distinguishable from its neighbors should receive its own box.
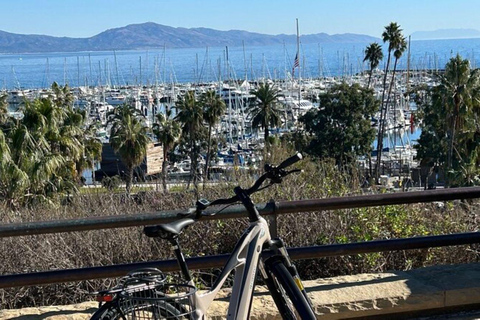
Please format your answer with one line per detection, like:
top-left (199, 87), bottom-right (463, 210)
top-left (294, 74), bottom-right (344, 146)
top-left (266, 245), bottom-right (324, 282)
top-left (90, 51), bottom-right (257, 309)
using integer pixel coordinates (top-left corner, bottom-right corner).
top-left (144, 218), bottom-right (195, 238)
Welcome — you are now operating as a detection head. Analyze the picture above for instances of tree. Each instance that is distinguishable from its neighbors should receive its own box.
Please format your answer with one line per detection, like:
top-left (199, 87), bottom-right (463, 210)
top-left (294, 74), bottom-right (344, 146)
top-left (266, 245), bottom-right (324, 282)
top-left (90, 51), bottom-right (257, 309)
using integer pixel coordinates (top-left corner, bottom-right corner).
top-left (300, 82), bottom-right (378, 167)
top-left (0, 83), bottom-right (105, 206)
top-left (0, 129), bottom-right (23, 207)
top-left (153, 108), bottom-right (181, 191)
top-left (175, 91), bottom-right (205, 189)
top-left (249, 82), bottom-right (282, 143)
top-left (0, 94), bottom-right (8, 124)
top-left (200, 90), bottom-right (226, 181)
top-left (51, 81), bottom-right (74, 107)
top-left (442, 55), bottom-right (480, 174)
top-left (107, 104), bottom-right (150, 194)
top-left (16, 96), bottom-right (74, 200)
top-left (76, 122), bottom-right (103, 184)
top-left (375, 22), bottom-right (405, 182)
top-left (384, 35), bottom-right (407, 119)
top-left (363, 43), bottom-right (384, 89)
top-left (0, 83), bottom-right (99, 206)
top-left (415, 55), bottom-right (480, 186)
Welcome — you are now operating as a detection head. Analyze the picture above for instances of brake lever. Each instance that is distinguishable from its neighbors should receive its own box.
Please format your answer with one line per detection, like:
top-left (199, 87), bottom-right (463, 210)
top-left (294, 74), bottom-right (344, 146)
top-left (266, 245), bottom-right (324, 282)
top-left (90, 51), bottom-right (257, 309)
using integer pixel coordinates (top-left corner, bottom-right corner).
top-left (268, 167), bottom-right (301, 184)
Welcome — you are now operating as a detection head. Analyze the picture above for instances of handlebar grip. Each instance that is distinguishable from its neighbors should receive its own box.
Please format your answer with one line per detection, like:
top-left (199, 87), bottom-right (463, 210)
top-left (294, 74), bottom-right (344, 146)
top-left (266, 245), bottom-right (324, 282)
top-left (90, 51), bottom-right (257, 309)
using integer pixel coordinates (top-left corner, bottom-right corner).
top-left (277, 152), bottom-right (303, 170)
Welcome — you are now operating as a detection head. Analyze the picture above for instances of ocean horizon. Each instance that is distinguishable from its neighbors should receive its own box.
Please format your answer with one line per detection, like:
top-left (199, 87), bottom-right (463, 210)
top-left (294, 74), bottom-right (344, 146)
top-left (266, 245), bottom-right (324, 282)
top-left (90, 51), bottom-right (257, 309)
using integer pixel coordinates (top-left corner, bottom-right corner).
top-left (1, 38), bottom-right (480, 90)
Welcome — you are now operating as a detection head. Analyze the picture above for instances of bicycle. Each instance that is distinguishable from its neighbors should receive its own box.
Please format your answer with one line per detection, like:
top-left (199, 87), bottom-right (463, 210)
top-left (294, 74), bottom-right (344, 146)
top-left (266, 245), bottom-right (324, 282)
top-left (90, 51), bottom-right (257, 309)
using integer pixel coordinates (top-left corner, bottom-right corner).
top-left (90, 153), bottom-right (316, 319)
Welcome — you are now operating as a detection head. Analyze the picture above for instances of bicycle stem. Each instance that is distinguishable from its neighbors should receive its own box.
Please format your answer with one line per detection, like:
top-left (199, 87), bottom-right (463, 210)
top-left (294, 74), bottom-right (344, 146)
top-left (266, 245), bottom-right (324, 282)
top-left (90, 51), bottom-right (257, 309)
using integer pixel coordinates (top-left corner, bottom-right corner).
top-left (234, 186), bottom-right (261, 222)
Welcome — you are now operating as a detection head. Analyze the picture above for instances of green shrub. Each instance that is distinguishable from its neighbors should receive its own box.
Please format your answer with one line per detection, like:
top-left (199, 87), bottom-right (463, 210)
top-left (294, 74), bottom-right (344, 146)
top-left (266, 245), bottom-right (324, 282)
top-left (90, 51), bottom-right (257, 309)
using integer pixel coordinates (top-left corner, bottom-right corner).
top-left (101, 175), bottom-right (122, 191)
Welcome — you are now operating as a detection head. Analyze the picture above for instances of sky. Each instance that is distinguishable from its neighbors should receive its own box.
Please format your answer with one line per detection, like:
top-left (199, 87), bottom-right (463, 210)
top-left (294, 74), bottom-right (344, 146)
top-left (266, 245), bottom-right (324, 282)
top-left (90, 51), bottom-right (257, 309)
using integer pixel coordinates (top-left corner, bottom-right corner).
top-left (2, 0), bottom-right (479, 38)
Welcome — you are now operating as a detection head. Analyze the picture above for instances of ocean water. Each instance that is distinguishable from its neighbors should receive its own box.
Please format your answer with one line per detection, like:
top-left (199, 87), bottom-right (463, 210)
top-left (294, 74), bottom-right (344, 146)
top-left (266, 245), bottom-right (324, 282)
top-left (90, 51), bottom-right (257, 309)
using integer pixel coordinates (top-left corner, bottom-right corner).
top-left (1, 38), bottom-right (480, 90)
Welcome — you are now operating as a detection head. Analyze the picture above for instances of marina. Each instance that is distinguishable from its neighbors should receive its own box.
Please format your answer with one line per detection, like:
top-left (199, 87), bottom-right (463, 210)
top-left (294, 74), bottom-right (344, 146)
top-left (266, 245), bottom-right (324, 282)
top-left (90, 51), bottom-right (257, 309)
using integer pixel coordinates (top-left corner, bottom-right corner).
top-left (4, 67), bottom-right (429, 189)
top-left (2, 38), bottom-right (478, 189)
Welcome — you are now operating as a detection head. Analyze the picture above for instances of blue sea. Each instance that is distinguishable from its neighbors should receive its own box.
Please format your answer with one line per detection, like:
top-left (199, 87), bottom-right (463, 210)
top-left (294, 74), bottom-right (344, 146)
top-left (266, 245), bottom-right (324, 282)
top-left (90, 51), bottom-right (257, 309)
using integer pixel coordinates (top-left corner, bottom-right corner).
top-left (1, 38), bottom-right (480, 89)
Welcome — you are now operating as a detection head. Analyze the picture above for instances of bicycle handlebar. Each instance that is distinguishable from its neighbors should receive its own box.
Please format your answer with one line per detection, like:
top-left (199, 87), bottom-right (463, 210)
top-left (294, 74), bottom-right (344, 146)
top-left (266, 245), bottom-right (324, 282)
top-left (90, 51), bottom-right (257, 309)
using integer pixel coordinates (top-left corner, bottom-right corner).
top-left (277, 152), bottom-right (303, 170)
top-left (193, 152), bottom-right (303, 216)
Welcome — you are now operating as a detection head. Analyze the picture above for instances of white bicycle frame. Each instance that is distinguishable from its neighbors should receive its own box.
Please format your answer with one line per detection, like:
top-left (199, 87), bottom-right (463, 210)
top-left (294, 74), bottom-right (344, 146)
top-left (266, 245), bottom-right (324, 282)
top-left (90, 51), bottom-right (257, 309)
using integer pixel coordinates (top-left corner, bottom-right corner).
top-left (188, 216), bottom-right (271, 320)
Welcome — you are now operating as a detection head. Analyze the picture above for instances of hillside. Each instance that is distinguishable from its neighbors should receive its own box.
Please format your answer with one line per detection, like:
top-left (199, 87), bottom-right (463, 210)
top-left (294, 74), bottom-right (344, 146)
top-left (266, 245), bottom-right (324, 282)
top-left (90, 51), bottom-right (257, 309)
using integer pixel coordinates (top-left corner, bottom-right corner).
top-left (0, 22), bottom-right (379, 53)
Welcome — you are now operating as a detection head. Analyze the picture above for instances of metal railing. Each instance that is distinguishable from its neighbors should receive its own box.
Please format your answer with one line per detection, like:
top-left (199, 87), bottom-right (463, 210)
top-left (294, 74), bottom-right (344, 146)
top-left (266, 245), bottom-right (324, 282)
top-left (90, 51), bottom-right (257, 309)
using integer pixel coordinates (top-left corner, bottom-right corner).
top-left (1, 187), bottom-right (480, 289)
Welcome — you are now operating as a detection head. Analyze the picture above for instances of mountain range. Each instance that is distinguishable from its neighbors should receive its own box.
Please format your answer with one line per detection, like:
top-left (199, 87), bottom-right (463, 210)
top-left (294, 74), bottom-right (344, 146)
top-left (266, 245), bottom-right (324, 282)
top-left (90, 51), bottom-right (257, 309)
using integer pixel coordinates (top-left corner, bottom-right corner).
top-left (0, 22), bottom-right (379, 54)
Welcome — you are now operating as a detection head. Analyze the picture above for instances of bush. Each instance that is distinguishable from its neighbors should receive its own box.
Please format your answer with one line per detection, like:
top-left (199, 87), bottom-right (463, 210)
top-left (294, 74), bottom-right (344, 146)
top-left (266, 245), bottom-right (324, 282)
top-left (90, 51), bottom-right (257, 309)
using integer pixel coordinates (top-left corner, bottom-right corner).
top-left (101, 175), bottom-right (122, 191)
top-left (0, 148), bottom-right (479, 308)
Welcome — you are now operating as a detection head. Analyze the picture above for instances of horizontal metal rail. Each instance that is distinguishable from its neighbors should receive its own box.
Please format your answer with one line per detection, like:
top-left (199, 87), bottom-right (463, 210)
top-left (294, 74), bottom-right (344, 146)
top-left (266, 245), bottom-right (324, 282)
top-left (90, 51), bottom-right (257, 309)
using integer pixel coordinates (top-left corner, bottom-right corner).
top-left (1, 187), bottom-right (480, 289)
top-left (1, 187), bottom-right (480, 238)
top-left (1, 231), bottom-right (479, 288)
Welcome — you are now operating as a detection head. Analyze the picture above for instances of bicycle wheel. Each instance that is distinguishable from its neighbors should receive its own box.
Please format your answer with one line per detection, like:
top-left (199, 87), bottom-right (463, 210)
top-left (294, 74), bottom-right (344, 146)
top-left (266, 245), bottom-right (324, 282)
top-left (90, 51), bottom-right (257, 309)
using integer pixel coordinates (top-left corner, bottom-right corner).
top-left (89, 303), bottom-right (122, 320)
top-left (89, 300), bottom-right (183, 320)
top-left (266, 260), bottom-right (316, 320)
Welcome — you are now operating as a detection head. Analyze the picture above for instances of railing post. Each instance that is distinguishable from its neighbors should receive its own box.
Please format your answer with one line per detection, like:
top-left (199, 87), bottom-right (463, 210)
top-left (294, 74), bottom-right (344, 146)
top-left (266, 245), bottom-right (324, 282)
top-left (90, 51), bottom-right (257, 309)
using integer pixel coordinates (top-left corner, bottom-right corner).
top-left (267, 199), bottom-right (278, 238)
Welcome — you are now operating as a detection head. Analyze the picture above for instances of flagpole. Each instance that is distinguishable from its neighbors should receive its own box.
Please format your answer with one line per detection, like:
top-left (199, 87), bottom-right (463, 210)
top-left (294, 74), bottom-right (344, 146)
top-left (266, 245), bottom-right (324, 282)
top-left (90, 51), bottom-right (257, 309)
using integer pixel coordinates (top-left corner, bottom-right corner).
top-left (296, 18), bottom-right (301, 103)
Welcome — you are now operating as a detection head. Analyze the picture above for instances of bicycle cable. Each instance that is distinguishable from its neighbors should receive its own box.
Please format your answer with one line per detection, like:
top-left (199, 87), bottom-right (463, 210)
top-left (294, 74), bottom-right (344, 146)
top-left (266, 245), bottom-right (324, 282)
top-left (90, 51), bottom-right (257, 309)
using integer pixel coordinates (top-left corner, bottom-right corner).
top-left (203, 202), bottom-right (238, 216)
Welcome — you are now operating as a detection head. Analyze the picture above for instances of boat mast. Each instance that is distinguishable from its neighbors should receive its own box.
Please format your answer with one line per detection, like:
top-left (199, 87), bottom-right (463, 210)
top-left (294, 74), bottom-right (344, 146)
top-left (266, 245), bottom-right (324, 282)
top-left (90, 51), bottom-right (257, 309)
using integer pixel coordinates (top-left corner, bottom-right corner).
top-left (162, 43), bottom-right (166, 84)
top-left (89, 53), bottom-right (92, 87)
top-left (98, 61), bottom-right (102, 87)
top-left (63, 57), bottom-right (67, 86)
top-left (76, 56), bottom-right (80, 88)
top-left (406, 35), bottom-right (411, 93)
top-left (114, 50), bottom-right (119, 87)
top-left (226, 46), bottom-right (232, 144)
top-left (242, 40), bottom-right (248, 145)
top-left (243, 40), bottom-right (247, 82)
top-left (139, 56), bottom-right (142, 87)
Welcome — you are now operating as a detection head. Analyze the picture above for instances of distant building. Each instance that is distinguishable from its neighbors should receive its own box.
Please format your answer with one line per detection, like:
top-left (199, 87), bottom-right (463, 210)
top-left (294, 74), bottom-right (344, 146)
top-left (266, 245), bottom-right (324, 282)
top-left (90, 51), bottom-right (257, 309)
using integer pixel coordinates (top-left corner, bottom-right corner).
top-left (95, 143), bottom-right (163, 181)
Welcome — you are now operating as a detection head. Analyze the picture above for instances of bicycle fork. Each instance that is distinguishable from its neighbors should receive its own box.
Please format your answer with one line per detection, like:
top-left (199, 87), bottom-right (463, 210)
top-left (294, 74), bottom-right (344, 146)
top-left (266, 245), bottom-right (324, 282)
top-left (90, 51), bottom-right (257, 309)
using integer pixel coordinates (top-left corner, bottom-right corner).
top-left (261, 239), bottom-right (313, 309)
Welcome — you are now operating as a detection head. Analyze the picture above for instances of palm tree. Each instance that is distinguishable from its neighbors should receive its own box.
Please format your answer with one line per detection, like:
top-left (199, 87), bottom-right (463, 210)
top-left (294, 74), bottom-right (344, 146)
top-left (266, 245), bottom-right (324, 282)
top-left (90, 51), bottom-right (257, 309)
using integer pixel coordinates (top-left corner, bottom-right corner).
top-left (441, 55), bottom-right (480, 182)
top-left (383, 36), bottom-right (407, 134)
top-left (363, 43), bottom-right (384, 89)
top-left (107, 104), bottom-right (151, 194)
top-left (6, 97), bottom-right (69, 204)
top-left (386, 36), bottom-right (407, 100)
top-left (200, 90), bottom-right (226, 181)
top-left (76, 122), bottom-right (103, 184)
top-left (375, 22), bottom-right (404, 182)
top-left (50, 82), bottom-right (74, 107)
top-left (175, 91), bottom-right (204, 188)
top-left (0, 83), bottom-right (103, 206)
top-left (0, 94), bottom-right (9, 125)
top-left (0, 150), bottom-right (29, 207)
top-left (56, 107), bottom-right (87, 182)
top-left (27, 96), bottom-right (85, 186)
top-left (249, 82), bottom-right (282, 143)
top-left (0, 130), bottom-right (16, 204)
top-left (415, 55), bottom-right (480, 187)
top-left (22, 96), bottom-right (67, 135)
top-left (153, 108), bottom-right (181, 191)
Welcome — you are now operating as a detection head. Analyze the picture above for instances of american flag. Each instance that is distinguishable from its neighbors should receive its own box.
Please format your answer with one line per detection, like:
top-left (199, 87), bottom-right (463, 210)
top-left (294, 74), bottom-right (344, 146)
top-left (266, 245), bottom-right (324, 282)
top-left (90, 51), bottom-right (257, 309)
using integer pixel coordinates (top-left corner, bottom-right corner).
top-left (292, 52), bottom-right (299, 75)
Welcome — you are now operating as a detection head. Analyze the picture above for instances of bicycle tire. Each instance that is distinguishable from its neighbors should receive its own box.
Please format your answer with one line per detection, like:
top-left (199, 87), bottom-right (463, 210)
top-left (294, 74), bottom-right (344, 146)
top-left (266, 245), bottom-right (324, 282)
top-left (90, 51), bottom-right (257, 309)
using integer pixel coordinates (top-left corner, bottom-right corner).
top-left (89, 303), bottom-right (122, 320)
top-left (89, 300), bottom-right (184, 320)
top-left (267, 261), bottom-right (316, 320)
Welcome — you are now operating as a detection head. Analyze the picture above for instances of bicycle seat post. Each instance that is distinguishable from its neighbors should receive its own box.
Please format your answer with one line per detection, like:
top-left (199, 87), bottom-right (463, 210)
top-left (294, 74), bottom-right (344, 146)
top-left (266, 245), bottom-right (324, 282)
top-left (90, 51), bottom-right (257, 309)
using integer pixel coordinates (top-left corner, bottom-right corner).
top-left (166, 235), bottom-right (192, 282)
